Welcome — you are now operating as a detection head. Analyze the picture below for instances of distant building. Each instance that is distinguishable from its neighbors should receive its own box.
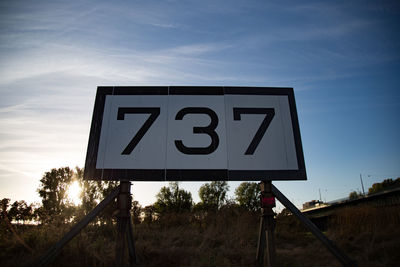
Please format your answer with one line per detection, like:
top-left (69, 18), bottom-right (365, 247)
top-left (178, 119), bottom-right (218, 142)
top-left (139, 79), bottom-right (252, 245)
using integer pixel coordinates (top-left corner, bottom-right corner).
top-left (302, 200), bottom-right (324, 210)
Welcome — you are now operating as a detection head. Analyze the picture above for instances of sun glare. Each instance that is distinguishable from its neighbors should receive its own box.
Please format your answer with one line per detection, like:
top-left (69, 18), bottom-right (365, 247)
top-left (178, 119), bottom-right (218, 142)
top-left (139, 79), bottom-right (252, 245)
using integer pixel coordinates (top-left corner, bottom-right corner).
top-left (67, 181), bottom-right (82, 206)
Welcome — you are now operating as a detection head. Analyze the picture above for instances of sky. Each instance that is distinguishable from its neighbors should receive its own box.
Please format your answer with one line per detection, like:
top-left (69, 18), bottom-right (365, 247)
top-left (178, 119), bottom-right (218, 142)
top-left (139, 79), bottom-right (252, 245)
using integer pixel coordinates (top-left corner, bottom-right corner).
top-left (0, 0), bottom-right (399, 210)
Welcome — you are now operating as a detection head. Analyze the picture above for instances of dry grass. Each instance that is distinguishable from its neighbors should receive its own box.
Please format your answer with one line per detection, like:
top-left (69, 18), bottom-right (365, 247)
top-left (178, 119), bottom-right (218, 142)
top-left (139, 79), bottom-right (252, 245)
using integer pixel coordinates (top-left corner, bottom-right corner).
top-left (0, 205), bottom-right (399, 266)
top-left (328, 205), bottom-right (400, 266)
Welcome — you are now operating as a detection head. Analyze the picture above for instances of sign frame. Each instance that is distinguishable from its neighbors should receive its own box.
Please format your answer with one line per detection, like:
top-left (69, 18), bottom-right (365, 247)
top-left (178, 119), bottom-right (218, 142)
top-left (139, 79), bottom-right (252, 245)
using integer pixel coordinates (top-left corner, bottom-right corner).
top-left (84, 86), bottom-right (306, 181)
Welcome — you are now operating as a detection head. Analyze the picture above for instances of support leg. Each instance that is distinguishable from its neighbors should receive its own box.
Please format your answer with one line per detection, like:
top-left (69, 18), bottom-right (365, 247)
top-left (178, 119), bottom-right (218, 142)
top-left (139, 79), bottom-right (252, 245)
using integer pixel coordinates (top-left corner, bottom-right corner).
top-left (115, 181), bottom-right (132, 267)
top-left (256, 181), bottom-right (276, 267)
top-left (256, 216), bottom-right (265, 267)
top-left (115, 218), bottom-right (128, 267)
top-left (265, 212), bottom-right (276, 267)
top-left (127, 215), bottom-right (138, 267)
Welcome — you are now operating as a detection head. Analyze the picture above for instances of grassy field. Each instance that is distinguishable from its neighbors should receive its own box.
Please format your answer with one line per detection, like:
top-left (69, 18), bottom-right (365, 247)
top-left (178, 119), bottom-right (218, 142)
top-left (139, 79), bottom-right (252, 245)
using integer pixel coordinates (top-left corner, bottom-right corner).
top-left (1, 205), bottom-right (399, 266)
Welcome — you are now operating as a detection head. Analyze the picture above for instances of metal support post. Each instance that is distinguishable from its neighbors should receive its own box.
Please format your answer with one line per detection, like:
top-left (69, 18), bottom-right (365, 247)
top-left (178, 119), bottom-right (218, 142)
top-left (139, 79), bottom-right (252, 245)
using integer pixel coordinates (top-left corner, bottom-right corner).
top-left (115, 181), bottom-right (137, 267)
top-left (256, 181), bottom-right (276, 267)
top-left (127, 215), bottom-right (138, 267)
top-left (256, 215), bottom-right (266, 265)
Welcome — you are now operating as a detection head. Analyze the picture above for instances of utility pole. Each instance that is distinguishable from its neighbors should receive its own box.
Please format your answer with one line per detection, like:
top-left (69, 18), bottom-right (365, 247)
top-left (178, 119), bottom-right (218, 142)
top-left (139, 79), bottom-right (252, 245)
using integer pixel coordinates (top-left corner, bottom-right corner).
top-left (319, 188), bottom-right (322, 202)
top-left (360, 174), bottom-right (365, 196)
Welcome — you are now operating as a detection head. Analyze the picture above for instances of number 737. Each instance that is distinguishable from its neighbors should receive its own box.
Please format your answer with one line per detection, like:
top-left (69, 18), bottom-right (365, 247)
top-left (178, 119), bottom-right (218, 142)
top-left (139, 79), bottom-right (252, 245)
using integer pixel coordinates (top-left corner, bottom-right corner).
top-left (117, 107), bottom-right (275, 155)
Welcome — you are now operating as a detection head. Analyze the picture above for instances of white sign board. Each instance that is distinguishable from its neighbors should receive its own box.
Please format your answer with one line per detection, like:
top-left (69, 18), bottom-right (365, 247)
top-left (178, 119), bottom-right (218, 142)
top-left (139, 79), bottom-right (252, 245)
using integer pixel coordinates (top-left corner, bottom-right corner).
top-left (84, 86), bottom-right (306, 181)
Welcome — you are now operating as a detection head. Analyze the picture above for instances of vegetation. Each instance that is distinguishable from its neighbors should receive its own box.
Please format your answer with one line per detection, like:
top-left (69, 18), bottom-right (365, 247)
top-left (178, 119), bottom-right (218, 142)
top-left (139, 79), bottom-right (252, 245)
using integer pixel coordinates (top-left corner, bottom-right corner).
top-left (1, 199), bottom-right (35, 224)
top-left (368, 177), bottom-right (400, 195)
top-left (197, 181), bottom-right (229, 210)
top-left (154, 182), bottom-right (193, 214)
top-left (234, 182), bottom-right (260, 211)
top-left (1, 168), bottom-right (399, 266)
top-left (348, 190), bottom-right (363, 200)
top-left (37, 167), bottom-right (75, 222)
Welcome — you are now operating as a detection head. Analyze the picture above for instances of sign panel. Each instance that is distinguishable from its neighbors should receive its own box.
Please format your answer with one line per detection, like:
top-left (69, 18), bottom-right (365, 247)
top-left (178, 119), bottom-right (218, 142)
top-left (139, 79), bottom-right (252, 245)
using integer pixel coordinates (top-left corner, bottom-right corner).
top-left (84, 86), bottom-right (306, 181)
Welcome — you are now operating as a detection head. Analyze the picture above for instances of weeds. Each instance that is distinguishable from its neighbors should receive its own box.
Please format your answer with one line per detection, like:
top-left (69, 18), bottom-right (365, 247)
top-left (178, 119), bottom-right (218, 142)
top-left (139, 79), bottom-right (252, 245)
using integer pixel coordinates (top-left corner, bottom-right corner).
top-left (0, 205), bottom-right (399, 266)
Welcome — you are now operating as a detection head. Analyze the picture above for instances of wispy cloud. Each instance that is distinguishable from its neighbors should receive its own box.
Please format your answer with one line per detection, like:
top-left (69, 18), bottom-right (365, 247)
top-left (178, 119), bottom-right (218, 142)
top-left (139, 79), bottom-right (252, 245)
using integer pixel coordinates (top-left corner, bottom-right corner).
top-left (164, 43), bottom-right (232, 56)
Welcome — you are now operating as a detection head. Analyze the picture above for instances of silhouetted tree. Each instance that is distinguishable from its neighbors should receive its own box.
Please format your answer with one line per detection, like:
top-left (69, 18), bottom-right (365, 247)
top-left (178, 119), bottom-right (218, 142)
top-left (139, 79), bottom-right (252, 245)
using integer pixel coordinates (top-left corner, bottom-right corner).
top-left (1, 199), bottom-right (33, 224)
top-left (154, 182), bottom-right (193, 214)
top-left (235, 182), bottom-right (260, 211)
top-left (8, 202), bottom-right (19, 222)
top-left (37, 167), bottom-right (74, 222)
top-left (97, 180), bottom-right (119, 225)
top-left (0, 198), bottom-right (11, 221)
top-left (349, 191), bottom-right (362, 200)
top-left (72, 167), bottom-right (119, 225)
top-left (368, 178), bottom-right (400, 195)
top-left (75, 167), bottom-right (101, 216)
top-left (198, 181), bottom-right (229, 210)
top-left (143, 205), bottom-right (156, 223)
top-left (131, 200), bottom-right (142, 224)
top-left (277, 208), bottom-right (291, 217)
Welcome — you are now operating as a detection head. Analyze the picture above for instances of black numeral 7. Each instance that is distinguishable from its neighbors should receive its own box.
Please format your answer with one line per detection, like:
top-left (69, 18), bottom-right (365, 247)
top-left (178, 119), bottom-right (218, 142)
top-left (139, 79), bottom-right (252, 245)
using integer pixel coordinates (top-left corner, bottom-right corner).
top-left (233, 108), bottom-right (275, 155)
top-left (117, 107), bottom-right (160, 155)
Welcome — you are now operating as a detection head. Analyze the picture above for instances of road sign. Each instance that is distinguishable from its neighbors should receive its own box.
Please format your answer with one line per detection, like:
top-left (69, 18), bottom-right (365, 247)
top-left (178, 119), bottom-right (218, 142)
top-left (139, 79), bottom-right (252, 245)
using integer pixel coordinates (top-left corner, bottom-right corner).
top-left (84, 86), bottom-right (306, 181)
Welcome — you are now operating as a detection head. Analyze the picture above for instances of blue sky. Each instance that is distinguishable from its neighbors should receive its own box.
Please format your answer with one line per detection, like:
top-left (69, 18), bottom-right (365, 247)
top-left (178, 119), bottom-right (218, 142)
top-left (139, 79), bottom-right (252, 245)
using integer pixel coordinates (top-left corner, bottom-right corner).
top-left (0, 0), bottom-right (399, 209)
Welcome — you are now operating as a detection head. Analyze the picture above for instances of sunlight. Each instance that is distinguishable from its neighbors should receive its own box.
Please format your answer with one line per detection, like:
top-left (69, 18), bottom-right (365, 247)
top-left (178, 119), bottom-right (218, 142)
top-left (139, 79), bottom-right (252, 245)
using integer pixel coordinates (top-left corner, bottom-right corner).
top-left (67, 181), bottom-right (82, 206)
